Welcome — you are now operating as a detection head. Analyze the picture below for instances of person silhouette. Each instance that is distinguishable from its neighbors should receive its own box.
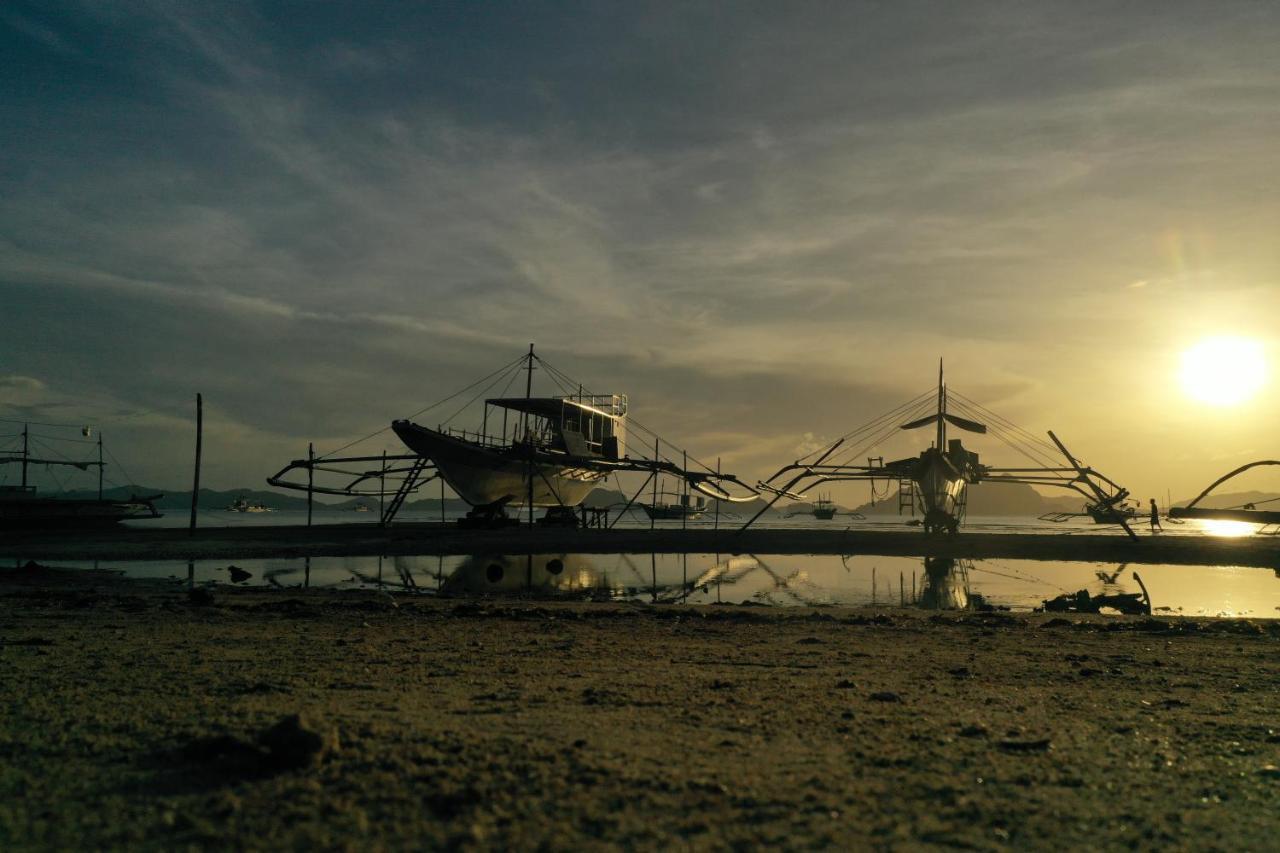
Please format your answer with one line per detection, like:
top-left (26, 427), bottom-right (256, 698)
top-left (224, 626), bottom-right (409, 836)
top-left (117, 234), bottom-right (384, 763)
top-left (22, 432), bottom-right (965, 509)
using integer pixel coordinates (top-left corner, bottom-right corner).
top-left (1149, 498), bottom-right (1163, 533)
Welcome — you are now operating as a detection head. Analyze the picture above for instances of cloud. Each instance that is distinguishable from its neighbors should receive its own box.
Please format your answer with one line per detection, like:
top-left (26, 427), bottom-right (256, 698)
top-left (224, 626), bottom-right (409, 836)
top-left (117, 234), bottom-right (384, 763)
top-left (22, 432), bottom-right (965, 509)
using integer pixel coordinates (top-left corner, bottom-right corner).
top-left (3, 2), bottom-right (1279, 498)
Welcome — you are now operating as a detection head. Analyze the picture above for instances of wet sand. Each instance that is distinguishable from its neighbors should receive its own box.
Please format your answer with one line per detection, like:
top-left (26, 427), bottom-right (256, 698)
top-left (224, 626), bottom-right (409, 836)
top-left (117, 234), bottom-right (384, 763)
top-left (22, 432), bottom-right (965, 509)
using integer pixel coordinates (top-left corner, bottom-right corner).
top-left (4, 523), bottom-right (1280, 568)
top-left (3, 564), bottom-right (1278, 849)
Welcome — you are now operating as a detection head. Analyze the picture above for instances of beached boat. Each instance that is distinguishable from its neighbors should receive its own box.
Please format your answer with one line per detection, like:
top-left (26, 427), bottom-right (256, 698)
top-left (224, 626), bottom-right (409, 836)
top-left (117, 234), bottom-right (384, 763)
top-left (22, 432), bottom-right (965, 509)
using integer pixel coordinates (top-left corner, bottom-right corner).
top-left (268, 346), bottom-right (758, 526)
top-left (392, 391), bottom-right (627, 510)
top-left (750, 360), bottom-right (1136, 538)
top-left (0, 425), bottom-right (161, 529)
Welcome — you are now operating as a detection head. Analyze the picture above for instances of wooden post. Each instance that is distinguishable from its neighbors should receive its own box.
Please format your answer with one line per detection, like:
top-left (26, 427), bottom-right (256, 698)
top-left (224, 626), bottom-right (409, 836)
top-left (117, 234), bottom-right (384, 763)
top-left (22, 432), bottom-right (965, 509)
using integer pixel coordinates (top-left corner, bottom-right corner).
top-left (872, 566), bottom-right (876, 604)
top-left (714, 457), bottom-right (721, 532)
top-left (379, 450), bottom-right (386, 526)
top-left (97, 432), bottom-right (103, 500)
top-left (899, 572), bottom-right (904, 606)
top-left (651, 439), bottom-right (659, 531)
top-left (21, 424), bottom-right (28, 488)
top-left (912, 571), bottom-right (916, 604)
top-left (682, 450), bottom-right (688, 531)
top-left (306, 442), bottom-right (314, 527)
top-left (440, 475), bottom-right (446, 525)
top-left (188, 395), bottom-right (202, 534)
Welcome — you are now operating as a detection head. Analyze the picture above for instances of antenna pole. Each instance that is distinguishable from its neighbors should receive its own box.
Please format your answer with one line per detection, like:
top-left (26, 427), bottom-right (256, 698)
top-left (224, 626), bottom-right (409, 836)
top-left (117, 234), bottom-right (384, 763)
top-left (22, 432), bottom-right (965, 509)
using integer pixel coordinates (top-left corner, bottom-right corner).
top-left (936, 358), bottom-right (946, 450)
top-left (188, 394), bottom-right (202, 534)
top-left (307, 442), bottom-right (314, 527)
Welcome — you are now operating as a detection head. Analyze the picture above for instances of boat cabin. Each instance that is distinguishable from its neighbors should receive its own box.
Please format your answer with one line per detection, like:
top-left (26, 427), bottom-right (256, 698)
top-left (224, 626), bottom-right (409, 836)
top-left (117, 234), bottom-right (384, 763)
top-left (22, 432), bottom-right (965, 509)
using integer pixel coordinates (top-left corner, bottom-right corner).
top-left (483, 395), bottom-right (628, 460)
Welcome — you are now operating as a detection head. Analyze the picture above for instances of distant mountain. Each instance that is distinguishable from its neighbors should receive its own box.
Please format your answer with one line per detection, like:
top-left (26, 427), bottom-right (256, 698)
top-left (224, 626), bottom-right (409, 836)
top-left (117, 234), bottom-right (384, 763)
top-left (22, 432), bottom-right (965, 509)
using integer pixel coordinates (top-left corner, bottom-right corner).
top-left (1171, 490), bottom-right (1280, 511)
top-left (849, 481), bottom-right (1081, 517)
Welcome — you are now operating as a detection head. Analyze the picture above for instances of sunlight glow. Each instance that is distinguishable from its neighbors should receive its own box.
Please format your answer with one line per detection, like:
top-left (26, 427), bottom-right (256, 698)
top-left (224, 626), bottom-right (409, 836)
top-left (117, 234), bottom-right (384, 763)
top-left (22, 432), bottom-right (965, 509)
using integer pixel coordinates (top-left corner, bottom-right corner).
top-left (1179, 337), bottom-right (1267, 406)
top-left (1198, 519), bottom-right (1256, 538)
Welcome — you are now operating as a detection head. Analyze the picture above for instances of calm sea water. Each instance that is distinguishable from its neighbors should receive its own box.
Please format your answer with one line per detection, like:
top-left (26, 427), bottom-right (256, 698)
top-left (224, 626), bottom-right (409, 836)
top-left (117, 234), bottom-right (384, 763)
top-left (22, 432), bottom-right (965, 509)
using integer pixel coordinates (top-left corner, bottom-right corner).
top-left (128, 508), bottom-right (1270, 539)
top-left (30, 550), bottom-right (1280, 620)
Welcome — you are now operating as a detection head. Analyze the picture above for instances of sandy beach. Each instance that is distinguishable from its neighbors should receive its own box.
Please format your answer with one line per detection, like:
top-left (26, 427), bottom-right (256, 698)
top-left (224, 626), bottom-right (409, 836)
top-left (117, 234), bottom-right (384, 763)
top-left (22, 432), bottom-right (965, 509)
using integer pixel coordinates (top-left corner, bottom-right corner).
top-left (3, 563), bottom-right (1277, 850)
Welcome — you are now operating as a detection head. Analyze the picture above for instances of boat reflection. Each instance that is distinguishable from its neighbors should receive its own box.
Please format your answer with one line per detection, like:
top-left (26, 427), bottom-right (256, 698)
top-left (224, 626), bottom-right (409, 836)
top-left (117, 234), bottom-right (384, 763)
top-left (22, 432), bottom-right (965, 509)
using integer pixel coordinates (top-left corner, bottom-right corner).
top-left (428, 553), bottom-right (766, 602)
top-left (916, 557), bottom-right (975, 611)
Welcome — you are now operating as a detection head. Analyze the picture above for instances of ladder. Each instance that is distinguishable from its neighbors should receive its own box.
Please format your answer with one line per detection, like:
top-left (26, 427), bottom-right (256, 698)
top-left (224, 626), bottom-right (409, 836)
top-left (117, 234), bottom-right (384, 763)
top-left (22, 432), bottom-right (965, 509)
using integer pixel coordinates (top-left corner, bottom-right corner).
top-left (897, 480), bottom-right (915, 516)
top-left (380, 457), bottom-right (434, 526)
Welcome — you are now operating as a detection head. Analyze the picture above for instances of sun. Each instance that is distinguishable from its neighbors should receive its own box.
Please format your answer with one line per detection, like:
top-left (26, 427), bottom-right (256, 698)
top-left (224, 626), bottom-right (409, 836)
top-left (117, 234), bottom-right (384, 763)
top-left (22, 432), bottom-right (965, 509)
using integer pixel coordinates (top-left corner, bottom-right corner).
top-left (1179, 337), bottom-right (1267, 406)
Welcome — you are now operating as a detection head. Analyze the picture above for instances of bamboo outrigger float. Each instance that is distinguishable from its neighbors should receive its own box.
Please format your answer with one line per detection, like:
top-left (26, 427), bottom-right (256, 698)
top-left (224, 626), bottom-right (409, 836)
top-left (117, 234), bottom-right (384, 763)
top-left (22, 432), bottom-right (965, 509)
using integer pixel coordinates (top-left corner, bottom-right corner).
top-left (744, 361), bottom-right (1139, 540)
top-left (1168, 461), bottom-right (1280, 530)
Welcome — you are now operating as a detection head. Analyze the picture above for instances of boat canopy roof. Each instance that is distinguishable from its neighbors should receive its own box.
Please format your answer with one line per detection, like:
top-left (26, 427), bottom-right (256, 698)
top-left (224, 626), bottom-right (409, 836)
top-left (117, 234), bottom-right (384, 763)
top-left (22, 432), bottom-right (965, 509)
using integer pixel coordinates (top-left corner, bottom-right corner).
top-left (486, 395), bottom-right (627, 419)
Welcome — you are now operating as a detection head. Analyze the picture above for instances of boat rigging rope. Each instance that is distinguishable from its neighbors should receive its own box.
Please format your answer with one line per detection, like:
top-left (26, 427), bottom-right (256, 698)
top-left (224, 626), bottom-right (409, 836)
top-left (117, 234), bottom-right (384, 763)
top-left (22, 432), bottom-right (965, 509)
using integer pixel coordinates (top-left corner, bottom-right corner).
top-left (317, 353), bottom-right (527, 459)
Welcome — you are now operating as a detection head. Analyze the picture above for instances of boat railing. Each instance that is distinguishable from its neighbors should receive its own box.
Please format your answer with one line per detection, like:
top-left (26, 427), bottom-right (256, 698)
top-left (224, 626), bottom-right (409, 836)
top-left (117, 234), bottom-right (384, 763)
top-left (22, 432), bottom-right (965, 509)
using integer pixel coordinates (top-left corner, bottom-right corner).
top-left (561, 394), bottom-right (627, 416)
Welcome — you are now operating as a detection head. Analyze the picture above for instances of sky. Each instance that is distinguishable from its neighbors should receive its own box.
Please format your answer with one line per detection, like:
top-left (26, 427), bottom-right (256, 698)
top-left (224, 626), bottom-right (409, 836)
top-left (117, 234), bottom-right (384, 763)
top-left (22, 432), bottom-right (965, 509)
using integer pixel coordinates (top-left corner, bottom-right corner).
top-left (3, 1), bottom-right (1279, 503)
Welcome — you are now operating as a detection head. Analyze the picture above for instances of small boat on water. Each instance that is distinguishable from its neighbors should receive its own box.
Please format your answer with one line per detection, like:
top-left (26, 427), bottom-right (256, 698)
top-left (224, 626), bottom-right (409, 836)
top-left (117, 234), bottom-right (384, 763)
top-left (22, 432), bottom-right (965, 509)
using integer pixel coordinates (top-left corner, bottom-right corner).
top-left (786, 494), bottom-right (852, 520)
top-left (227, 496), bottom-right (273, 513)
top-left (638, 493), bottom-right (707, 520)
top-left (0, 425), bottom-right (161, 529)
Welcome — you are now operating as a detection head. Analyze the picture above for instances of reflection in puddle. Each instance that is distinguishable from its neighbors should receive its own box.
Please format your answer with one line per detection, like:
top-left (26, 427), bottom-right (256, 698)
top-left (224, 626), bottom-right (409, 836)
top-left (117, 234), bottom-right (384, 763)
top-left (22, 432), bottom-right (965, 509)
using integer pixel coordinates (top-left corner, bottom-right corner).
top-left (12, 553), bottom-right (1280, 618)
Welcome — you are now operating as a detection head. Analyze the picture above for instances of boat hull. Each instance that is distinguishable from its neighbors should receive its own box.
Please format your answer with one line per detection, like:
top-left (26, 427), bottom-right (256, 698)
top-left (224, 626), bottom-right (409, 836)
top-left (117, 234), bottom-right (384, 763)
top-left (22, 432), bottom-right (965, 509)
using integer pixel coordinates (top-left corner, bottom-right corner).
top-left (0, 497), bottom-right (162, 529)
top-left (392, 421), bottom-right (607, 508)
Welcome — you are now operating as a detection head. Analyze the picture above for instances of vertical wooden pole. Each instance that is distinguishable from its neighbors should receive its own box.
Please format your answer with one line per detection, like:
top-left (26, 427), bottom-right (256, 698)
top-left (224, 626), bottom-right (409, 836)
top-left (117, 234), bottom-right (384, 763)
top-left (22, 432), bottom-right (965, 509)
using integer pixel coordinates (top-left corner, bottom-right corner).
top-left (525, 343), bottom-right (535, 529)
top-left (440, 475), bottom-right (446, 525)
top-left (379, 450), bottom-right (386, 526)
top-left (650, 439), bottom-right (659, 531)
top-left (682, 450), bottom-right (688, 531)
top-left (97, 432), bottom-right (104, 500)
top-left (188, 395), bottom-right (202, 534)
top-left (306, 442), bottom-right (314, 527)
top-left (872, 566), bottom-right (876, 604)
top-left (714, 457), bottom-right (721, 532)
top-left (21, 424), bottom-right (28, 488)
top-left (899, 572), bottom-right (904, 606)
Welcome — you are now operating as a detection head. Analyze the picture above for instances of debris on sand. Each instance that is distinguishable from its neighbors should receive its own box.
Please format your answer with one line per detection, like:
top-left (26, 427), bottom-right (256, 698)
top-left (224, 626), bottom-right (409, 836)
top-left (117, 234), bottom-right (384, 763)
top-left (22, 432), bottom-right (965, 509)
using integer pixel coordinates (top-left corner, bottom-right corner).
top-left (258, 713), bottom-right (337, 770)
top-left (179, 714), bottom-right (336, 778)
top-left (188, 588), bottom-right (216, 607)
top-left (998, 738), bottom-right (1053, 752)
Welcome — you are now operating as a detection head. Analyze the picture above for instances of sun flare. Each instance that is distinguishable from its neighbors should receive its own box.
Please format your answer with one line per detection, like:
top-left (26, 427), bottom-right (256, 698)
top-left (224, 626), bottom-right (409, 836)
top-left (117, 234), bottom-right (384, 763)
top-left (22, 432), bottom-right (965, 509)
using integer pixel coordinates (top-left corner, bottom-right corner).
top-left (1179, 337), bottom-right (1267, 407)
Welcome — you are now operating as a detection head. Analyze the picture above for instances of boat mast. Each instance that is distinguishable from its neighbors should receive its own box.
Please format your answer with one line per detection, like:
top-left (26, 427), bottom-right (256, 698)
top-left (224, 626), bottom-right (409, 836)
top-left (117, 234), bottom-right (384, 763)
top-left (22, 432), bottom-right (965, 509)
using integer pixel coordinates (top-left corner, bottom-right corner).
top-left (936, 359), bottom-right (946, 451)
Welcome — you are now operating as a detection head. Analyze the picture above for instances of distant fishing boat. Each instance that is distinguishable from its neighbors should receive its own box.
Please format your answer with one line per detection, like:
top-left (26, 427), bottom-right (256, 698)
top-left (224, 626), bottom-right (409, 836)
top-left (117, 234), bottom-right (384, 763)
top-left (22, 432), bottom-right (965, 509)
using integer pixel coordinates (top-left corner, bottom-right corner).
top-left (0, 424), bottom-right (161, 528)
top-left (227, 496), bottom-right (273, 513)
top-left (786, 494), bottom-right (847, 520)
top-left (638, 492), bottom-right (706, 520)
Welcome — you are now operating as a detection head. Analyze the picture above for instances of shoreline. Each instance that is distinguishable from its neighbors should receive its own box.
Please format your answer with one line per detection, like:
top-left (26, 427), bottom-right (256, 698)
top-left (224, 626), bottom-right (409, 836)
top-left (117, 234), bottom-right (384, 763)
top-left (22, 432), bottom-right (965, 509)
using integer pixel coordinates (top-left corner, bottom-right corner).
top-left (3, 523), bottom-right (1280, 567)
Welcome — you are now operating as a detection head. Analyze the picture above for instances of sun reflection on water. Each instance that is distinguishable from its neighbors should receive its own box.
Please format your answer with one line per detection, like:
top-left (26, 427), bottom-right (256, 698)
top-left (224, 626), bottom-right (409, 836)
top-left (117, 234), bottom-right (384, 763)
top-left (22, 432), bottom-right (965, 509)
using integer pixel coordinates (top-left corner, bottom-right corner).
top-left (1198, 519), bottom-right (1256, 538)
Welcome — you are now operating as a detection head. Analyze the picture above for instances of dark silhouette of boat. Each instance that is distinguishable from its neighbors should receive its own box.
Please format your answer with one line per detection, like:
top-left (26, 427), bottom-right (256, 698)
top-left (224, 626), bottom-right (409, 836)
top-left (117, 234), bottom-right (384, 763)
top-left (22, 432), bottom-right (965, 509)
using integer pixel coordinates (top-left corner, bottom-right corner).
top-left (0, 424), bottom-right (160, 529)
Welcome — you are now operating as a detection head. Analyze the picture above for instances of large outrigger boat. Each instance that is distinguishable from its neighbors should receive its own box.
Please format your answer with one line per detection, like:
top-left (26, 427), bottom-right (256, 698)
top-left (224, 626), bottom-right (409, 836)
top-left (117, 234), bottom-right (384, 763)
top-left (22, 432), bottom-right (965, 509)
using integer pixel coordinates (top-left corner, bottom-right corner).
top-left (268, 346), bottom-right (758, 526)
top-left (746, 361), bottom-right (1137, 539)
